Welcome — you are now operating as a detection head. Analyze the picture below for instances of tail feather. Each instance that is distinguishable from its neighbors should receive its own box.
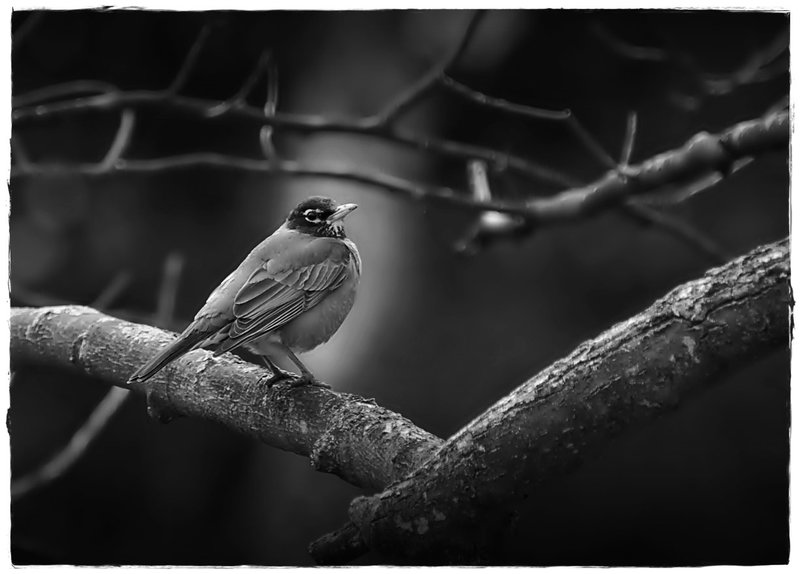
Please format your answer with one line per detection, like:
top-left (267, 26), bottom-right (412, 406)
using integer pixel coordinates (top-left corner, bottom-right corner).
top-left (128, 330), bottom-right (210, 384)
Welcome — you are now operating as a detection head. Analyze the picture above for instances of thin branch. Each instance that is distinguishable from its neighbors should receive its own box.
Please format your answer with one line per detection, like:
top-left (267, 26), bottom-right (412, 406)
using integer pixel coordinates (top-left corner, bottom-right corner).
top-left (13, 11), bottom-right (44, 48)
top-left (439, 75), bottom-right (620, 172)
top-left (588, 21), bottom-right (669, 62)
top-left (264, 55), bottom-right (279, 118)
top-left (90, 271), bottom-right (132, 311)
top-left (455, 160), bottom-right (523, 254)
top-left (11, 154), bottom-right (463, 203)
top-left (205, 50), bottom-right (274, 118)
top-left (166, 25), bottom-right (212, 95)
top-left (620, 203), bottom-right (730, 264)
top-left (440, 75), bottom-right (569, 121)
top-left (632, 157), bottom-right (754, 207)
top-left (466, 159), bottom-right (490, 201)
top-left (619, 111), bottom-right (638, 167)
top-left (12, 88), bottom-right (572, 187)
top-left (98, 109), bottom-right (136, 171)
top-left (11, 109), bottom-right (789, 227)
top-left (10, 306), bottom-right (444, 491)
top-left (10, 282), bottom-right (188, 333)
top-left (700, 30), bottom-right (789, 96)
top-left (564, 113), bottom-right (620, 171)
top-left (11, 386), bottom-right (131, 500)
top-left (13, 80), bottom-right (118, 108)
top-left (313, 238), bottom-right (790, 564)
top-left (658, 27), bottom-right (788, 110)
top-left (517, 108), bottom-right (787, 222)
top-left (156, 252), bottom-right (185, 328)
top-left (259, 53), bottom-right (280, 159)
top-left (11, 270), bottom-right (132, 501)
top-left (372, 10), bottom-right (484, 126)
top-left (611, 111), bottom-right (728, 263)
top-left (11, 132), bottom-right (32, 170)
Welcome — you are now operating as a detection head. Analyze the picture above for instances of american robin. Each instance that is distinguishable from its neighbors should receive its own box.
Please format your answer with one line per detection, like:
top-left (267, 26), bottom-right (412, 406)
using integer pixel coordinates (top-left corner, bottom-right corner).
top-left (128, 196), bottom-right (361, 388)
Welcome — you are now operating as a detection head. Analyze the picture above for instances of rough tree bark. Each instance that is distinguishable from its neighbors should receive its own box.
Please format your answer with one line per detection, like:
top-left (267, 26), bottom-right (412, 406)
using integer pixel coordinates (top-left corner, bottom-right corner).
top-left (10, 238), bottom-right (790, 564)
top-left (9, 307), bottom-right (442, 491)
top-left (317, 237), bottom-right (789, 564)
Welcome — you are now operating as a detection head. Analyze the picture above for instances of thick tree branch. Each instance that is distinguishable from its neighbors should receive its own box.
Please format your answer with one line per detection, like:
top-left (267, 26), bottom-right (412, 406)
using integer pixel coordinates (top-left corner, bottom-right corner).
top-left (9, 306), bottom-right (443, 491)
top-left (313, 237), bottom-right (789, 564)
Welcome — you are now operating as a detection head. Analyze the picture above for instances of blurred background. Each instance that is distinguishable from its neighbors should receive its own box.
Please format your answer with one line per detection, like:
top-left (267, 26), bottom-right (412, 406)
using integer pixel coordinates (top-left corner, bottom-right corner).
top-left (9, 9), bottom-right (789, 565)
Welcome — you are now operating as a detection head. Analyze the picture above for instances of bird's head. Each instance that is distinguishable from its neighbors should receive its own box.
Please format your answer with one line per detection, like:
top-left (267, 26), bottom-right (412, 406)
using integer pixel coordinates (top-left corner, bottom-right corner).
top-left (285, 196), bottom-right (358, 238)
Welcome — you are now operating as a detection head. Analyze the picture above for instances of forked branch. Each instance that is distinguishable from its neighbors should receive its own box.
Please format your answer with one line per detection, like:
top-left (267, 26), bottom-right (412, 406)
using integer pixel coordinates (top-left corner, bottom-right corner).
top-left (312, 237), bottom-right (790, 564)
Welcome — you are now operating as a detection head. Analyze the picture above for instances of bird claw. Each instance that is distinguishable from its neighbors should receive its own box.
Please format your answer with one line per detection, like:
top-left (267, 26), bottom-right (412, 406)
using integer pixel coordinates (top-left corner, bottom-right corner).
top-left (260, 368), bottom-right (330, 389)
top-left (259, 367), bottom-right (295, 388)
top-left (291, 375), bottom-right (331, 389)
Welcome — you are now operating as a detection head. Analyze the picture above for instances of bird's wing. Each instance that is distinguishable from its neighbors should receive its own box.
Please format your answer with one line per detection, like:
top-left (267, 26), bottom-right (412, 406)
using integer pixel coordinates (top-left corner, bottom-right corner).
top-left (212, 239), bottom-right (353, 354)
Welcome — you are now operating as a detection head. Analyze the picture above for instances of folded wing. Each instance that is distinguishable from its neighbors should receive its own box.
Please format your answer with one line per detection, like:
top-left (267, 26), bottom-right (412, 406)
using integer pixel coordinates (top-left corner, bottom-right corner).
top-left (211, 239), bottom-right (352, 355)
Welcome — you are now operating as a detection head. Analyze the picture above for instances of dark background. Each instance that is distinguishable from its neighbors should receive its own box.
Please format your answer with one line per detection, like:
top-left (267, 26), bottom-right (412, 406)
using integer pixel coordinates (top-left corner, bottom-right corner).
top-left (9, 9), bottom-right (789, 565)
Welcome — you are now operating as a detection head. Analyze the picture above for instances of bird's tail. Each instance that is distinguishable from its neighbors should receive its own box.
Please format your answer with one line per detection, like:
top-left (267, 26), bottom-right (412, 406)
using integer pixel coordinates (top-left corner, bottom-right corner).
top-left (128, 329), bottom-right (209, 384)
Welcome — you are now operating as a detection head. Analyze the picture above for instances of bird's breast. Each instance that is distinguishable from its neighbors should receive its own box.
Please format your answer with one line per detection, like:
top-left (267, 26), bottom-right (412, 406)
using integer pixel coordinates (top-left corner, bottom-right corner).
top-left (279, 264), bottom-right (359, 353)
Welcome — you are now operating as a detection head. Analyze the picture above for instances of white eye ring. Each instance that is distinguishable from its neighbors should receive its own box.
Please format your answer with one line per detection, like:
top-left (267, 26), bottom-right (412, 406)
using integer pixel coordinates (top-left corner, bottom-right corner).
top-left (303, 209), bottom-right (323, 224)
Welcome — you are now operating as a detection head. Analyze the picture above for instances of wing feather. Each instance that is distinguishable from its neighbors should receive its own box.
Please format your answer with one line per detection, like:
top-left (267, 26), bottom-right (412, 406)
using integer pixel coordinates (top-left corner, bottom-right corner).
top-left (217, 238), bottom-right (352, 354)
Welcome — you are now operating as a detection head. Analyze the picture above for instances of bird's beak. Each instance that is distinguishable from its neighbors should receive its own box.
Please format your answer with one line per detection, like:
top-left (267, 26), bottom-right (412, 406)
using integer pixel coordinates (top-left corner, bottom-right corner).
top-left (328, 203), bottom-right (358, 222)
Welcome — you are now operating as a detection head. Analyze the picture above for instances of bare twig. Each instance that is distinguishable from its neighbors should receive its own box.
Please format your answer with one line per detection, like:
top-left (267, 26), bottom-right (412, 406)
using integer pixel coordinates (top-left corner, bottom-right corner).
top-left (10, 282), bottom-right (188, 333)
top-left (91, 271), bottom-right (132, 311)
top-left (11, 109), bottom-right (788, 229)
top-left (455, 160), bottom-right (523, 254)
top-left (440, 75), bottom-right (620, 173)
top-left (620, 203), bottom-right (730, 264)
top-left (11, 270), bottom-right (133, 501)
top-left (156, 252), bottom-right (185, 327)
top-left (588, 21), bottom-right (669, 62)
top-left (13, 11), bottom-right (44, 48)
top-left (12, 88), bottom-right (571, 187)
top-left (166, 25), bottom-right (211, 95)
top-left (259, 53), bottom-right (280, 159)
top-left (11, 154), bottom-right (461, 203)
top-left (205, 50), bottom-right (274, 118)
top-left (440, 75), bottom-right (569, 121)
top-left (612, 110), bottom-right (728, 263)
top-left (372, 10), bottom-right (484, 126)
top-left (454, 108), bottom-right (784, 254)
top-left (619, 111), bottom-right (638, 167)
top-left (11, 386), bottom-right (131, 500)
top-left (11, 132), bottom-right (32, 170)
top-left (98, 109), bottom-right (136, 171)
top-left (467, 159), bottom-right (491, 201)
top-left (658, 27), bottom-right (788, 110)
top-left (10, 255), bottom-right (186, 501)
top-left (700, 30), bottom-right (789, 96)
top-left (565, 114), bottom-right (620, 171)
top-left (13, 80), bottom-right (118, 108)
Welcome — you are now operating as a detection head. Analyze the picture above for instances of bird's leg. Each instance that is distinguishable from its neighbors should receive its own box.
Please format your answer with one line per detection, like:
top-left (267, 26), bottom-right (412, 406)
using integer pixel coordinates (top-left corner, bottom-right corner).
top-left (278, 344), bottom-right (331, 389)
top-left (259, 355), bottom-right (296, 388)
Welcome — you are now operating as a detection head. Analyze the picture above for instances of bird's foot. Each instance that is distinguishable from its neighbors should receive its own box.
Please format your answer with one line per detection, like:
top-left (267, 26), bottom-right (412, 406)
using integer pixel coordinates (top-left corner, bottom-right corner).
top-left (260, 366), bottom-right (296, 388)
top-left (290, 374), bottom-right (331, 389)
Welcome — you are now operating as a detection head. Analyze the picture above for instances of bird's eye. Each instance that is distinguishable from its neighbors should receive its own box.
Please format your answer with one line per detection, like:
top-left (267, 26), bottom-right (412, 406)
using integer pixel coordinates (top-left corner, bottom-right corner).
top-left (303, 209), bottom-right (323, 224)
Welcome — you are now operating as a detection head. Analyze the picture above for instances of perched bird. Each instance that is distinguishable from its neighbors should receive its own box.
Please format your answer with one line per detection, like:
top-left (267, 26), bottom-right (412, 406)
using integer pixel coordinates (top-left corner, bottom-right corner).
top-left (128, 196), bottom-right (361, 388)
